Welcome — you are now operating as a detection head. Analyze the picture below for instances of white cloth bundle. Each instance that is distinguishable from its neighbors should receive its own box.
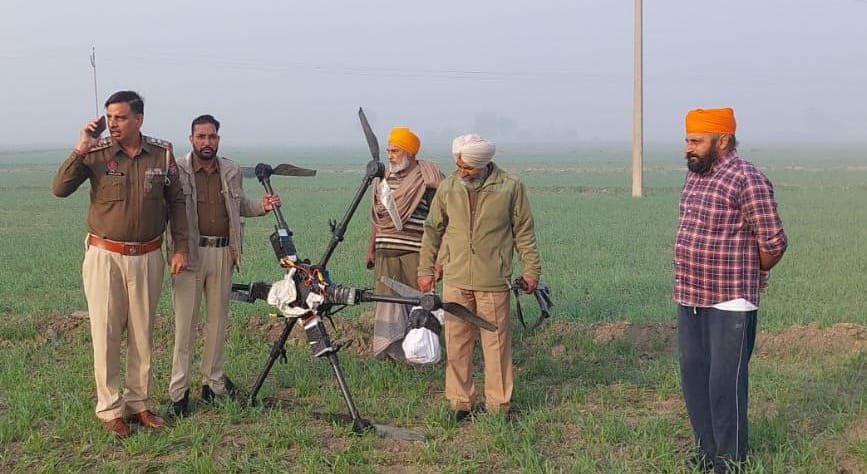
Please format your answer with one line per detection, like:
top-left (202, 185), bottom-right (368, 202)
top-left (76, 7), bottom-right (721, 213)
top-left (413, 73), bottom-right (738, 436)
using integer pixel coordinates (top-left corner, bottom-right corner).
top-left (402, 307), bottom-right (445, 365)
top-left (452, 134), bottom-right (496, 168)
top-left (266, 269), bottom-right (324, 317)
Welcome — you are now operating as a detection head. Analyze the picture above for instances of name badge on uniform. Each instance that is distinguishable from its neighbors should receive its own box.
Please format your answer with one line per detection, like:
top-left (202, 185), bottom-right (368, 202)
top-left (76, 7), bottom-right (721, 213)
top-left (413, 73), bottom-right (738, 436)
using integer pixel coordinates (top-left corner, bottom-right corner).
top-left (105, 159), bottom-right (124, 176)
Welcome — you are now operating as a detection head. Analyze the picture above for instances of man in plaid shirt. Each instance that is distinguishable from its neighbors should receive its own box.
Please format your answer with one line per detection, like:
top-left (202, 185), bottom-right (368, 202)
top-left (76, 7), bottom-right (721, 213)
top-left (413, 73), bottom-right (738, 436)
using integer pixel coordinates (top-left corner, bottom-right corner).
top-left (674, 107), bottom-right (787, 473)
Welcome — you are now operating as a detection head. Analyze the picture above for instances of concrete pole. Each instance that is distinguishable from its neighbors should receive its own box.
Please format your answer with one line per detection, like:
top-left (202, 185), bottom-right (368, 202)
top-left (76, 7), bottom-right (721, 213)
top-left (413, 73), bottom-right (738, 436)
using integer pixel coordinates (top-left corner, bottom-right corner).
top-left (632, 0), bottom-right (644, 198)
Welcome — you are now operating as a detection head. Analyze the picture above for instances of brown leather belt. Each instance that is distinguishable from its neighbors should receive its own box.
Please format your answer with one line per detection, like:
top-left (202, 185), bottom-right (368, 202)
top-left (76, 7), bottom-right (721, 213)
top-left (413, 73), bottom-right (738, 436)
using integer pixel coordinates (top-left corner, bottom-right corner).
top-left (88, 234), bottom-right (162, 256)
top-left (199, 236), bottom-right (229, 247)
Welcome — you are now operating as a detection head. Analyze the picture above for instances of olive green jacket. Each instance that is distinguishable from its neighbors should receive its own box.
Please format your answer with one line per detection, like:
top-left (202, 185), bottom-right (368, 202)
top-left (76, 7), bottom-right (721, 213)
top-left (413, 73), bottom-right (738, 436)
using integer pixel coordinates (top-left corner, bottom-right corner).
top-left (418, 163), bottom-right (541, 291)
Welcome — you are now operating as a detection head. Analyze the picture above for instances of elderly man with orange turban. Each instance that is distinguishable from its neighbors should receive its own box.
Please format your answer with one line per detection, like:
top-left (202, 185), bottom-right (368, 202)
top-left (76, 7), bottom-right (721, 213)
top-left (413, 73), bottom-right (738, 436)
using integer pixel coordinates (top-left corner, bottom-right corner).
top-left (675, 108), bottom-right (787, 472)
top-left (418, 134), bottom-right (541, 420)
top-left (367, 126), bottom-right (443, 363)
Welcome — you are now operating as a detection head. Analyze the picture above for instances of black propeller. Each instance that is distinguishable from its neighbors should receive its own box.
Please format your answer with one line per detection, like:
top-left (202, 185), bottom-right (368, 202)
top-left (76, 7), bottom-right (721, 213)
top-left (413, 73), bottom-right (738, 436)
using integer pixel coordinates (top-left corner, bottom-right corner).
top-left (358, 107), bottom-right (380, 162)
top-left (242, 163), bottom-right (317, 179)
top-left (379, 276), bottom-right (497, 332)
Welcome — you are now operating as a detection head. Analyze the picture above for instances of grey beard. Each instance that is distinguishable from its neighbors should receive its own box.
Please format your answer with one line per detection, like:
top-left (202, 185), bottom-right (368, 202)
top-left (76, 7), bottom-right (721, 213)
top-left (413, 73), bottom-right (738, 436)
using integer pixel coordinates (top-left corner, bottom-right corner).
top-left (460, 164), bottom-right (492, 190)
top-left (388, 158), bottom-right (409, 175)
top-left (461, 176), bottom-right (485, 190)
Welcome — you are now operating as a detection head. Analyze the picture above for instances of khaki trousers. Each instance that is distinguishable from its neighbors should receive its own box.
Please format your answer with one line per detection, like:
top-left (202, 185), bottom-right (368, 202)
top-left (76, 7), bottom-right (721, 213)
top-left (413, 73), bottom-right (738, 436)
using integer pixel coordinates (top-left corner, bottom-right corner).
top-left (169, 246), bottom-right (233, 401)
top-left (372, 250), bottom-right (420, 359)
top-left (82, 244), bottom-right (164, 421)
top-left (442, 285), bottom-right (513, 413)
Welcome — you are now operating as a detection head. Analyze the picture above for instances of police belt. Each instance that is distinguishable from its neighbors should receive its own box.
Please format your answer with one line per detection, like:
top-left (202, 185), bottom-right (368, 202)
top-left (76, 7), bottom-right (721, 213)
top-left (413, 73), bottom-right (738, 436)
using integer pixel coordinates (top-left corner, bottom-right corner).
top-left (87, 234), bottom-right (162, 256)
top-left (199, 236), bottom-right (230, 247)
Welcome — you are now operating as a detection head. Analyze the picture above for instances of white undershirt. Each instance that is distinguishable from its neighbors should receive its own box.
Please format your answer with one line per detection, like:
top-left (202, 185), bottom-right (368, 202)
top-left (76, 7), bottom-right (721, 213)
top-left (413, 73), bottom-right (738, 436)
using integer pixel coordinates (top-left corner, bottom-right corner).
top-left (712, 298), bottom-right (758, 311)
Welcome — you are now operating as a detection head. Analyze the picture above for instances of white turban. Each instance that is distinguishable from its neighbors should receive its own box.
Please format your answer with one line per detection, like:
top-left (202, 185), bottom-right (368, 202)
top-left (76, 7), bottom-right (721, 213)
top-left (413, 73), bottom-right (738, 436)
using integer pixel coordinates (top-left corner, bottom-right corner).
top-left (452, 134), bottom-right (496, 168)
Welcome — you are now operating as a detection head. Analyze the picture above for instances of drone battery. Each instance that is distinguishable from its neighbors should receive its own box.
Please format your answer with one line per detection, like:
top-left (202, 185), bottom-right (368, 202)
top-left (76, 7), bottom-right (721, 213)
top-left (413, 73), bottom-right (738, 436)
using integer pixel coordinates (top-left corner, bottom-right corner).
top-left (269, 230), bottom-right (287, 259)
top-left (270, 228), bottom-right (299, 261)
top-left (303, 316), bottom-right (336, 357)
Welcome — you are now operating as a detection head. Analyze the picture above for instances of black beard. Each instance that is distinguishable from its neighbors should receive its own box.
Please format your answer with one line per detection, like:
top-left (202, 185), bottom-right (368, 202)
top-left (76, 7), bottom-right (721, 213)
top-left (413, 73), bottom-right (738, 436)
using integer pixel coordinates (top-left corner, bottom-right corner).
top-left (194, 147), bottom-right (217, 160)
top-left (686, 147), bottom-right (718, 174)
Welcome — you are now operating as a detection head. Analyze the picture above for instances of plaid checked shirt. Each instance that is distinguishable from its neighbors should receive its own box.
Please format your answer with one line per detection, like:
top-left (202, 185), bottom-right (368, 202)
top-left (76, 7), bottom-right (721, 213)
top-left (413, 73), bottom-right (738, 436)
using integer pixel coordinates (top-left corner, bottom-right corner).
top-left (673, 151), bottom-right (787, 307)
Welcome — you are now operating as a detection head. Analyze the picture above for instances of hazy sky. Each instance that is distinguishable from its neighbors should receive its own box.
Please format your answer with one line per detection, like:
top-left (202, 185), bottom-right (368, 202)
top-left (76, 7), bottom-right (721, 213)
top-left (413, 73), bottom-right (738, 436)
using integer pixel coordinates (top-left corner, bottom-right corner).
top-left (1, 0), bottom-right (866, 148)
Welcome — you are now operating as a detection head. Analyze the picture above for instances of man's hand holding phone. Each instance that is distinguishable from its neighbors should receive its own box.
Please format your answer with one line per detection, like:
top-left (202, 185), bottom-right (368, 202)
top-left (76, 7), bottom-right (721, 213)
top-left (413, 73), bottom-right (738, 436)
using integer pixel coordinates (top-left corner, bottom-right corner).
top-left (74, 116), bottom-right (105, 156)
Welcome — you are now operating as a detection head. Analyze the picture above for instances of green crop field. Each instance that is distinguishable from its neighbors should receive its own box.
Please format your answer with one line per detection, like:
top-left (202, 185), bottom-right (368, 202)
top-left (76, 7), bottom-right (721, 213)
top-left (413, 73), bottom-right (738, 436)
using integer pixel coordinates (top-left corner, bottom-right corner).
top-left (0, 144), bottom-right (864, 473)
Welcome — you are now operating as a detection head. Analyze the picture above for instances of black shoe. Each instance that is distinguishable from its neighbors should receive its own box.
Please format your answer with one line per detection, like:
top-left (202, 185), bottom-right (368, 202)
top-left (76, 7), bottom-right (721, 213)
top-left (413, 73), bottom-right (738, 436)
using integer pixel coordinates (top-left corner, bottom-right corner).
top-left (201, 376), bottom-right (238, 403)
top-left (167, 390), bottom-right (190, 422)
top-left (448, 410), bottom-right (472, 423)
top-left (223, 376), bottom-right (237, 399)
top-left (201, 383), bottom-right (215, 403)
top-left (684, 453), bottom-right (714, 472)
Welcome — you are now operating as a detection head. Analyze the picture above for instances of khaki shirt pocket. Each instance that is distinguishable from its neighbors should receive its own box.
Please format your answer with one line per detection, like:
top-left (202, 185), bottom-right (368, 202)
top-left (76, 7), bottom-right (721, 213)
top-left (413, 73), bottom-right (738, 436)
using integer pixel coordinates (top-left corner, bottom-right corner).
top-left (93, 175), bottom-right (125, 202)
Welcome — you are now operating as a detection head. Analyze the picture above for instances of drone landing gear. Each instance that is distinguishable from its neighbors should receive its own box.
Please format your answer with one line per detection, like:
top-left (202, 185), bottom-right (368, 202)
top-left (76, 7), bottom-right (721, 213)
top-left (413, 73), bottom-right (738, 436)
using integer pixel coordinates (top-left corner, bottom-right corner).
top-left (248, 315), bottom-right (373, 434)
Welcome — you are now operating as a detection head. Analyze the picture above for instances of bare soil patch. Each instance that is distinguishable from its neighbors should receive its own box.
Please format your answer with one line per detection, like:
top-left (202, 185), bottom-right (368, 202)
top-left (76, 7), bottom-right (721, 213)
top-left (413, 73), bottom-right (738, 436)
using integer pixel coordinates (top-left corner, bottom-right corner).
top-left (591, 321), bottom-right (678, 353)
top-left (38, 311), bottom-right (90, 343)
top-left (756, 322), bottom-right (867, 359)
top-left (834, 415), bottom-right (867, 474)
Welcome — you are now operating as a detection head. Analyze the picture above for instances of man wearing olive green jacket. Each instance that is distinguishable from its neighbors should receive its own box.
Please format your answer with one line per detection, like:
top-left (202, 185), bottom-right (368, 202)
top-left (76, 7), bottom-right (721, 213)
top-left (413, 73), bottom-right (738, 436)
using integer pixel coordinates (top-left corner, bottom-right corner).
top-left (418, 134), bottom-right (541, 419)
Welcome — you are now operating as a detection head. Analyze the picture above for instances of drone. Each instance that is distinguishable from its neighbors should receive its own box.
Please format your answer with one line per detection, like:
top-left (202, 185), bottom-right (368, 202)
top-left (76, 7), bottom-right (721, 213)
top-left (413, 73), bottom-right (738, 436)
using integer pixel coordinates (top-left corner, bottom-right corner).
top-left (230, 108), bottom-right (496, 438)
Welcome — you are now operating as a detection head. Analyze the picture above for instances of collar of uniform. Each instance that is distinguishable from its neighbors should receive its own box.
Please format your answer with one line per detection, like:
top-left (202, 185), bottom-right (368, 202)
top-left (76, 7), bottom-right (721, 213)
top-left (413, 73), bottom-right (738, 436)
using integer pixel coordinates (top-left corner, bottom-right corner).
top-left (192, 155), bottom-right (220, 174)
top-left (140, 134), bottom-right (154, 156)
top-left (108, 134), bottom-right (150, 159)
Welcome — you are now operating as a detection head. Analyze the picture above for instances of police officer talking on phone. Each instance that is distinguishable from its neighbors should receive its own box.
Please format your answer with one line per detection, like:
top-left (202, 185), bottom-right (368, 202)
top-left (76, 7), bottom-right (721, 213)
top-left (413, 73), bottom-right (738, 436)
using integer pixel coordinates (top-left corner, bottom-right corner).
top-left (52, 90), bottom-right (190, 437)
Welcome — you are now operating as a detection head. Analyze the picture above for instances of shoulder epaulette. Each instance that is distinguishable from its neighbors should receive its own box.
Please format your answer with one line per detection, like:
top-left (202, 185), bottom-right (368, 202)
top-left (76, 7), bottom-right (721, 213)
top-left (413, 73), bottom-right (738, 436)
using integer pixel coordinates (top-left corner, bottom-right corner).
top-left (90, 137), bottom-right (113, 152)
top-left (144, 136), bottom-right (172, 149)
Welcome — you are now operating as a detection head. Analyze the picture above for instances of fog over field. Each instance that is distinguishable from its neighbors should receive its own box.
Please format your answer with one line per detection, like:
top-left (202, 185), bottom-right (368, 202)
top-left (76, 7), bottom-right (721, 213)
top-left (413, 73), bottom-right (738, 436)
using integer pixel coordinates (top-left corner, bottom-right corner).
top-left (2, 0), bottom-right (867, 148)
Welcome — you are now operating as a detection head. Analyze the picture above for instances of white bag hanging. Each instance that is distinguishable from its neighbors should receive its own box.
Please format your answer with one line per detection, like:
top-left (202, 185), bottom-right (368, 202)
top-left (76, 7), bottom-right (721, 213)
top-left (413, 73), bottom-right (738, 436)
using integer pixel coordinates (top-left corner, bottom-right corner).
top-left (402, 307), bottom-right (444, 365)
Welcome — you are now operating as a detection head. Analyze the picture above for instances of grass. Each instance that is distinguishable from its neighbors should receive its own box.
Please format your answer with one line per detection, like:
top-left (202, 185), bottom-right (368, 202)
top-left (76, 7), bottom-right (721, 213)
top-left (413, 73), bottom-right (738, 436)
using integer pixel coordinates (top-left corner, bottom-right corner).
top-left (0, 144), bottom-right (865, 472)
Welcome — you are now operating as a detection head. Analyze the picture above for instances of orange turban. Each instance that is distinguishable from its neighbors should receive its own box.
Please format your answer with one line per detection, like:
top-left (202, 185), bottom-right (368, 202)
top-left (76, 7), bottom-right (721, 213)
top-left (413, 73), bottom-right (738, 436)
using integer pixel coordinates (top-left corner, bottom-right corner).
top-left (685, 108), bottom-right (736, 134)
top-left (388, 127), bottom-right (420, 155)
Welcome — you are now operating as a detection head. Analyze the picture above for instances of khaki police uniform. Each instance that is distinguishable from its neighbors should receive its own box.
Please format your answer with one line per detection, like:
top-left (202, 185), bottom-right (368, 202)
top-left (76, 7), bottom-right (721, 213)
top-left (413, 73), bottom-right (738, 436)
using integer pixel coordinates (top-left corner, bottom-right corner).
top-left (167, 153), bottom-right (266, 402)
top-left (52, 135), bottom-right (189, 421)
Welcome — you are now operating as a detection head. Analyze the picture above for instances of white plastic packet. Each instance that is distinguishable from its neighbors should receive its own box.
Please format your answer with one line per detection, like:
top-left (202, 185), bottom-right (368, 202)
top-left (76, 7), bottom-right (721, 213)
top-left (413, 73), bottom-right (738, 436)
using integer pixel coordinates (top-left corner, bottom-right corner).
top-left (402, 307), bottom-right (444, 365)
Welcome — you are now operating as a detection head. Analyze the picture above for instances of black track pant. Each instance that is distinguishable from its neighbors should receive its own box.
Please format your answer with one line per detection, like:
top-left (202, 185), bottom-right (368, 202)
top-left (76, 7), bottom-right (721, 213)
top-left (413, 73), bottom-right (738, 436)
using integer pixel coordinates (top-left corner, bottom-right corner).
top-left (677, 305), bottom-right (757, 465)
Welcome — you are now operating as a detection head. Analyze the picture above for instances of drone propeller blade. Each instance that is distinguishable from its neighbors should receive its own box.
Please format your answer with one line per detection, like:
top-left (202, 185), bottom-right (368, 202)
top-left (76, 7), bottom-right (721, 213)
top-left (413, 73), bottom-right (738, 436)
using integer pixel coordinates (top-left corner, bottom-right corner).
top-left (358, 107), bottom-right (380, 162)
top-left (273, 163), bottom-right (317, 177)
top-left (243, 164), bottom-right (316, 178)
top-left (379, 276), bottom-right (424, 298)
top-left (442, 302), bottom-right (497, 332)
top-left (379, 276), bottom-right (496, 331)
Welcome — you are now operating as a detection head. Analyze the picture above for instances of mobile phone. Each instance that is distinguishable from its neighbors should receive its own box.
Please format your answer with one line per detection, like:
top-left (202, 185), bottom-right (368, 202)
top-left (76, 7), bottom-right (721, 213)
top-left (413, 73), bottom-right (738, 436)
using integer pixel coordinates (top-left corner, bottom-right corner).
top-left (91, 116), bottom-right (106, 138)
